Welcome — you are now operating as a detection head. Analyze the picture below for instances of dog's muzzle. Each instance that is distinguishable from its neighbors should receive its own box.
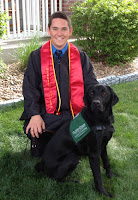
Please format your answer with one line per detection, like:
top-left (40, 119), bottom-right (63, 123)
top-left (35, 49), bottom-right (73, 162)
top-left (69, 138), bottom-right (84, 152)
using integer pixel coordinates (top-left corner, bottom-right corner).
top-left (91, 100), bottom-right (104, 112)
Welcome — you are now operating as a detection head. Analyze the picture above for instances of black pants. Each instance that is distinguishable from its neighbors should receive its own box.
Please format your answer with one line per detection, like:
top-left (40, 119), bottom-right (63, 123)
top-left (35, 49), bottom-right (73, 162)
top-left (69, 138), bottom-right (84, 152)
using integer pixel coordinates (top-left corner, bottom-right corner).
top-left (23, 111), bottom-right (73, 156)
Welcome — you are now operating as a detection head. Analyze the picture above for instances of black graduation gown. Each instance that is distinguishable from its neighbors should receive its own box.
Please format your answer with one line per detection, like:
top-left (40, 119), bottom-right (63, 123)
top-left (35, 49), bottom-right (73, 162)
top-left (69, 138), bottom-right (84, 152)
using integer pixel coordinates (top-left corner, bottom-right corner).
top-left (20, 46), bottom-right (98, 132)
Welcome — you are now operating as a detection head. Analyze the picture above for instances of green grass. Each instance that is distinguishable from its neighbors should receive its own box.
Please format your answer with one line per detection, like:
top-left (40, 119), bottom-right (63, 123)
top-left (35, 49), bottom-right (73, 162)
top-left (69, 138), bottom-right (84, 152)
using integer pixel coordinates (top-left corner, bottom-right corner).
top-left (0, 80), bottom-right (138, 200)
top-left (17, 35), bottom-right (44, 71)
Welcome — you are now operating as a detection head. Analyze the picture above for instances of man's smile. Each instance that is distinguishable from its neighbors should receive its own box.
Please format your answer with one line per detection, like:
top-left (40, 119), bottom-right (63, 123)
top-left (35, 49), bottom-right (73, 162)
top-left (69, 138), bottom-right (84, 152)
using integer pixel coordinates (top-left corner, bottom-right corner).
top-left (56, 37), bottom-right (63, 41)
top-left (47, 18), bottom-right (73, 50)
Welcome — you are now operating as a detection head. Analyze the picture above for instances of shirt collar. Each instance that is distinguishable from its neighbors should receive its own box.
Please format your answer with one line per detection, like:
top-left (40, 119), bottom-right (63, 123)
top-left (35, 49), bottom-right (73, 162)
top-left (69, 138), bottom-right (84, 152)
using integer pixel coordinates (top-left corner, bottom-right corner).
top-left (52, 43), bottom-right (68, 55)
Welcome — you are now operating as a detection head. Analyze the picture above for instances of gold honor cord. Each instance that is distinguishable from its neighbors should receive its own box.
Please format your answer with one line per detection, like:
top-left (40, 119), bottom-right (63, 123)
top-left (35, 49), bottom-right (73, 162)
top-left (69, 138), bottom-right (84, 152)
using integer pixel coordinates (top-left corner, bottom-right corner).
top-left (68, 42), bottom-right (75, 118)
top-left (50, 40), bottom-right (61, 114)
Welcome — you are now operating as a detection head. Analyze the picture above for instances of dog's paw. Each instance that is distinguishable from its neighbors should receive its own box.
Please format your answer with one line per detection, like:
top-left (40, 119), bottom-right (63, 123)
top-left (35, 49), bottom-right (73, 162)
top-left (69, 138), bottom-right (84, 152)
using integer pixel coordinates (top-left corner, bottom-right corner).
top-left (106, 171), bottom-right (118, 178)
top-left (102, 190), bottom-right (113, 198)
top-left (95, 186), bottom-right (113, 198)
top-left (100, 189), bottom-right (113, 198)
top-left (69, 179), bottom-right (83, 184)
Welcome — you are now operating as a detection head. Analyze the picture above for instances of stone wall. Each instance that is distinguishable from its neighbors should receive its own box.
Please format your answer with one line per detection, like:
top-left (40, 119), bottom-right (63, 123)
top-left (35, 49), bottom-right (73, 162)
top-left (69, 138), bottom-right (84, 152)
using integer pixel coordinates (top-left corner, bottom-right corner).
top-left (98, 72), bottom-right (138, 86)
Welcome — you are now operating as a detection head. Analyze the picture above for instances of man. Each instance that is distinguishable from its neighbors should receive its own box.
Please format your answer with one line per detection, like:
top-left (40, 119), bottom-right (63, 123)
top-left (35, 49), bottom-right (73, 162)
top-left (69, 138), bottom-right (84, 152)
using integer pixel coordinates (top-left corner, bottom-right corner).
top-left (20, 11), bottom-right (98, 157)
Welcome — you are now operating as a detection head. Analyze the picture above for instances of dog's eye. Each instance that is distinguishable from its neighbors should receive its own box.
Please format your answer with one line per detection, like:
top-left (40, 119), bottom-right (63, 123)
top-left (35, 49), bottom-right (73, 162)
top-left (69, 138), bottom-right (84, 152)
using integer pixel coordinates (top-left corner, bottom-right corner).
top-left (90, 91), bottom-right (94, 96)
top-left (102, 91), bottom-right (107, 96)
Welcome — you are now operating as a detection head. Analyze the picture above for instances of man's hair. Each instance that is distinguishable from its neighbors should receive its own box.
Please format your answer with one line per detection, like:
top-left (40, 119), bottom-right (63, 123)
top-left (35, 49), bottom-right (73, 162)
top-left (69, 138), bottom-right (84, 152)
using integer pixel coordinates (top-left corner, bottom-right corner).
top-left (48, 11), bottom-right (72, 29)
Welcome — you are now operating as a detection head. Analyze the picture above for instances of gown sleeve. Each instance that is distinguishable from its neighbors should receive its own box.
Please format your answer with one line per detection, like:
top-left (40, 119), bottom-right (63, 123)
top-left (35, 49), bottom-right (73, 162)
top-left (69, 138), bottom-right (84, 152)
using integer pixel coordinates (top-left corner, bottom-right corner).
top-left (20, 48), bottom-right (45, 120)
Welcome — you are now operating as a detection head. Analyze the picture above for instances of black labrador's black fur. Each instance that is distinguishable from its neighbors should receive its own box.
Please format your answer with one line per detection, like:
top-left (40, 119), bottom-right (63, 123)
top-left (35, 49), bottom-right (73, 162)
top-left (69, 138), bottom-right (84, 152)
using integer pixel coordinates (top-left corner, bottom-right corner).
top-left (35, 84), bottom-right (119, 197)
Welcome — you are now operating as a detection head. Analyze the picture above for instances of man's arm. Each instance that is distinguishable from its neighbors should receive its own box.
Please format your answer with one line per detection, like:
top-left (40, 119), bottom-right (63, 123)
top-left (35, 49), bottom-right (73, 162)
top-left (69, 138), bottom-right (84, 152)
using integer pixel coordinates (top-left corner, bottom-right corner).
top-left (22, 50), bottom-right (42, 118)
top-left (22, 49), bottom-right (46, 137)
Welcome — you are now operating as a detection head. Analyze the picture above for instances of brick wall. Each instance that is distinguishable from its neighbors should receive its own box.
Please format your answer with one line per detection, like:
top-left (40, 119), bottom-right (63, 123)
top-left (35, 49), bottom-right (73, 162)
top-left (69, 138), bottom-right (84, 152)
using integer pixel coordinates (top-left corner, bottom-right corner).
top-left (62, 0), bottom-right (83, 17)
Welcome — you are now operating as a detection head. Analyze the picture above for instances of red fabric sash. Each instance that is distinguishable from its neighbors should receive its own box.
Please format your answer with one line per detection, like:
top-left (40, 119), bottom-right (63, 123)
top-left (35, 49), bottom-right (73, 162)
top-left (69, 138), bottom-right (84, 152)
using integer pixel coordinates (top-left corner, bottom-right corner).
top-left (68, 42), bottom-right (85, 116)
top-left (41, 40), bottom-right (84, 116)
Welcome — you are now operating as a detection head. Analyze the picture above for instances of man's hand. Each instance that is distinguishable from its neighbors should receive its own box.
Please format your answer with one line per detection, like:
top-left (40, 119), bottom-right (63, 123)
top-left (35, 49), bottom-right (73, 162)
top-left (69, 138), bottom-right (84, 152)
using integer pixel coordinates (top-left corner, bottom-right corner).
top-left (26, 115), bottom-right (45, 138)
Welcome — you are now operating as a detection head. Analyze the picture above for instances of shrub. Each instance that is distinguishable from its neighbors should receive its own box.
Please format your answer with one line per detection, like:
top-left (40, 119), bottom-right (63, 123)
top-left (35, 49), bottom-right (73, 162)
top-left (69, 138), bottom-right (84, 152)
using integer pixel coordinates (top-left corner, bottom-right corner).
top-left (0, 11), bottom-right (7, 38)
top-left (17, 35), bottom-right (42, 71)
top-left (0, 57), bottom-right (7, 79)
top-left (0, 11), bottom-right (8, 78)
top-left (71, 0), bottom-right (138, 65)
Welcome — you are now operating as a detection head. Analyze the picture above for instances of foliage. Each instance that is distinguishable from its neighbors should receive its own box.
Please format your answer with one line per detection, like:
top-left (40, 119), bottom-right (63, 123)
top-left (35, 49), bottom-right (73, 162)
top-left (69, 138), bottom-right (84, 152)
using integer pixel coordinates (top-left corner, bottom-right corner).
top-left (71, 0), bottom-right (138, 66)
top-left (0, 10), bottom-right (9, 78)
top-left (0, 80), bottom-right (138, 200)
top-left (0, 49), bottom-right (7, 79)
top-left (17, 35), bottom-right (43, 71)
top-left (0, 11), bottom-right (8, 38)
top-left (0, 56), bottom-right (7, 79)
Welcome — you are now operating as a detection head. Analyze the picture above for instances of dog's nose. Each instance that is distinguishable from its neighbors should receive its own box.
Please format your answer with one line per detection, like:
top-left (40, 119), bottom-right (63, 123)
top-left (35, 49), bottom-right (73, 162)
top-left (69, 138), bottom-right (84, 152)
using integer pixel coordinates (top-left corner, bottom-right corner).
top-left (93, 100), bottom-right (100, 107)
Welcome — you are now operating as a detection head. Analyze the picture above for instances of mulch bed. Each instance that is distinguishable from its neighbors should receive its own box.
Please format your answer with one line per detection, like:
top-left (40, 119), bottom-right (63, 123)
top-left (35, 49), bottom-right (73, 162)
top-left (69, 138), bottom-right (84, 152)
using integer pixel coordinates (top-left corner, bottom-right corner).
top-left (0, 58), bottom-right (138, 102)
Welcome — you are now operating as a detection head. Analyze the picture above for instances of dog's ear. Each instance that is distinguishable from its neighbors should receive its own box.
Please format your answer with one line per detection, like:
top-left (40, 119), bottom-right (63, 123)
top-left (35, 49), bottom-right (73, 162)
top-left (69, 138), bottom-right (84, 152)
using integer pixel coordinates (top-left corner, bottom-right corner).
top-left (83, 91), bottom-right (88, 106)
top-left (107, 86), bottom-right (119, 106)
top-left (83, 85), bottom-right (94, 106)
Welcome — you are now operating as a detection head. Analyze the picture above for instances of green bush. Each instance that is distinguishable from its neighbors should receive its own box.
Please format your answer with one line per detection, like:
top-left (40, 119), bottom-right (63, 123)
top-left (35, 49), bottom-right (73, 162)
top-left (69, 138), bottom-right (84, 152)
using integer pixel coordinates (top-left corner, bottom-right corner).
top-left (71, 0), bottom-right (138, 65)
top-left (17, 35), bottom-right (42, 71)
top-left (0, 11), bottom-right (7, 38)
top-left (0, 57), bottom-right (7, 79)
top-left (0, 11), bottom-right (8, 78)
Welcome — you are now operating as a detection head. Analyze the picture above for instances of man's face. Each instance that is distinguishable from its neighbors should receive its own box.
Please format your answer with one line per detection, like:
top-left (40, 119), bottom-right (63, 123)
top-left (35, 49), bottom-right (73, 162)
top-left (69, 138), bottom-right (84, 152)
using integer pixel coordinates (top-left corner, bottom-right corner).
top-left (47, 18), bottom-right (73, 50)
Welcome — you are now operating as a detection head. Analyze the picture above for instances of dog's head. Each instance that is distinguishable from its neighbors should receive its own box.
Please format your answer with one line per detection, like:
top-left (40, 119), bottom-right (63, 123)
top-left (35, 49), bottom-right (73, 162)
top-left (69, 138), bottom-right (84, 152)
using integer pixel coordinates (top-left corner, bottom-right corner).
top-left (84, 84), bottom-right (119, 112)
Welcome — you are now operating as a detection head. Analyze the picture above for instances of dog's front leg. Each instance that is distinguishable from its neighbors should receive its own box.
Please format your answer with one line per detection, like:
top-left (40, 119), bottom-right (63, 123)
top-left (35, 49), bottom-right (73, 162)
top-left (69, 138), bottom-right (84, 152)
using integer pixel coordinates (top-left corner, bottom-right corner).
top-left (88, 155), bottom-right (112, 198)
top-left (101, 144), bottom-right (117, 178)
top-left (101, 145), bottom-right (113, 178)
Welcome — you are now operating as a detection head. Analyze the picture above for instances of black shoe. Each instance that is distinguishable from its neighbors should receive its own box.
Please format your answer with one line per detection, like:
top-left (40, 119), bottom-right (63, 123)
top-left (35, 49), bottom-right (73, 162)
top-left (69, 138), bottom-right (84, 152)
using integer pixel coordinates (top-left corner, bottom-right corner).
top-left (30, 131), bottom-right (54, 158)
top-left (31, 137), bottom-right (43, 158)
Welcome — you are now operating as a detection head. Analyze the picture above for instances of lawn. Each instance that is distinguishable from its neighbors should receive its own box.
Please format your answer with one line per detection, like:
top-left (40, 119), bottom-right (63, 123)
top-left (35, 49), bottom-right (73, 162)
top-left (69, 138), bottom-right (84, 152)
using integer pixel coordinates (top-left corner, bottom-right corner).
top-left (0, 80), bottom-right (138, 200)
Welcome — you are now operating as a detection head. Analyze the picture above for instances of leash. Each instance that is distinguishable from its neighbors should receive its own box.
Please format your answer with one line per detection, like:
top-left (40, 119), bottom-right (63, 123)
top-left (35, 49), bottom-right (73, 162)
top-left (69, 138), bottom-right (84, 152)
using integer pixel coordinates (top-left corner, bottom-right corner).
top-left (43, 129), bottom-right (55, 134)
top-left (24, 138), bottom-right (29, 158)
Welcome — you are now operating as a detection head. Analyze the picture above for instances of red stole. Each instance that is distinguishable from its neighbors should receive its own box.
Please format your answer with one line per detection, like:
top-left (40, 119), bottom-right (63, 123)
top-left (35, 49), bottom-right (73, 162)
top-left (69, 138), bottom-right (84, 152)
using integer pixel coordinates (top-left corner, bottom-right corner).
top-left (40, 40), bottom-right (84, 117)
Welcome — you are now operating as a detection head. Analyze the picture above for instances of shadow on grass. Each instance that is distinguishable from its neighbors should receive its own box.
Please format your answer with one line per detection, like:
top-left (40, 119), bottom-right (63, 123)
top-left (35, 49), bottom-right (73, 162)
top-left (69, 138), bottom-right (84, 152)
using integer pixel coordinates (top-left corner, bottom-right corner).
top-left (0, 149), bottom-right (117, 200)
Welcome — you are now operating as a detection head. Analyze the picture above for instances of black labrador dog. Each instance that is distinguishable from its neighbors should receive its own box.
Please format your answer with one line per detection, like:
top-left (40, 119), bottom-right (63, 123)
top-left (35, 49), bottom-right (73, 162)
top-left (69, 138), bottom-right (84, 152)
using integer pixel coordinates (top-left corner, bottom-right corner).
top-left (35, 84), bottom-right (119, 197)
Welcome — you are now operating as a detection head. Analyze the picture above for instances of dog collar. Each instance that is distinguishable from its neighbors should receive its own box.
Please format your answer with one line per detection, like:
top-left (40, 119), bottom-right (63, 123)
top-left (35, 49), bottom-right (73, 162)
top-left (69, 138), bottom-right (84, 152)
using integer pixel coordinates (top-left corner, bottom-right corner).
top-left (95, 125), bottom-right (106, 131)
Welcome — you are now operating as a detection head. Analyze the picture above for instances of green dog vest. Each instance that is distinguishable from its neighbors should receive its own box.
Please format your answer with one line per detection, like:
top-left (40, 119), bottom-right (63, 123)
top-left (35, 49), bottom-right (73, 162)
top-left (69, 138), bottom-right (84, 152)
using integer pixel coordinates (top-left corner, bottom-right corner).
top-left (70, 112), bottom-right (90, 143)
